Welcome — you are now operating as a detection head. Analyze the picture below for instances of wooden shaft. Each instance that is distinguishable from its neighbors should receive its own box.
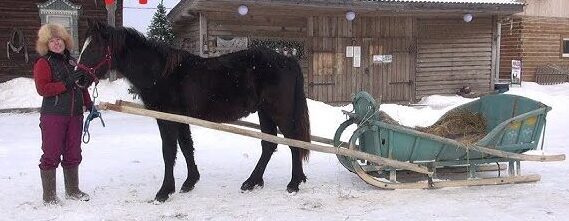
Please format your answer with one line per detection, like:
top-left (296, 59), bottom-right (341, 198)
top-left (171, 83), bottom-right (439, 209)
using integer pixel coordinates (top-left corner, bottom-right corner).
top-left (469, 145), bottom-right (565, 162)
top-left (114, 100), bottom-right (347, 148)
top-left (100, 101), bottom-right (432, 175)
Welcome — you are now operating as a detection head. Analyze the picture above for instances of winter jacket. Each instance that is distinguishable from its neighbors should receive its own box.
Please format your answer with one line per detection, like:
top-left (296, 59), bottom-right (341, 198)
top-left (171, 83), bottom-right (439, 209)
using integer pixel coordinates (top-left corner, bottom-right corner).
top-left (33, 50), bottom-right (92, 116)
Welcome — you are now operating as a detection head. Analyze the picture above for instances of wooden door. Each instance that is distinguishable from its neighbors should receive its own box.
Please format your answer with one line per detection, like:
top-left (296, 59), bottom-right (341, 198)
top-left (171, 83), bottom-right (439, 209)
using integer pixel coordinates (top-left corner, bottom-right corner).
top-left (308, 37), bottom-right (348, 104)
top-left (367, 37), bottom-right (415, 103)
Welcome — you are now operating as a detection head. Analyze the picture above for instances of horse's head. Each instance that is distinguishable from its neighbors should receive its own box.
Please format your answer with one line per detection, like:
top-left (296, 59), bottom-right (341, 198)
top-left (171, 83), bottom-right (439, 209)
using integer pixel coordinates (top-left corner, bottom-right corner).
top-left (76, 20), bottom-right (114, 85)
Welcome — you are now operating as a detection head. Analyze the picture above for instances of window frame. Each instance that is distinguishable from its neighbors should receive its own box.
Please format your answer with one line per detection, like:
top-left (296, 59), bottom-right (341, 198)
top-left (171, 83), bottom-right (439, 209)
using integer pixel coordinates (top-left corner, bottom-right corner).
top-left (37, 0), bottom-right (81, 56)
top-left (46, 15), bottom-right (73, 34)
top-left (562, 37), bottom-right (569, 58)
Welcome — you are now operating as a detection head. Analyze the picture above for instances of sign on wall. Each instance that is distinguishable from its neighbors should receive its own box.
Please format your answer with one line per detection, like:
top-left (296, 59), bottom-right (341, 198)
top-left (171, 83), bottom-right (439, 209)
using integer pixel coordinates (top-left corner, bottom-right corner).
top-left (353, 46), bottom-right (361, 68)
top-left (511, 60), bottom-right (522, 85)
top-left (373, 55), bottom-right (392, 64)
top-left (346, 46), bottom-right (361, 67)
top-left (346, 46), bottom-right (353, 58)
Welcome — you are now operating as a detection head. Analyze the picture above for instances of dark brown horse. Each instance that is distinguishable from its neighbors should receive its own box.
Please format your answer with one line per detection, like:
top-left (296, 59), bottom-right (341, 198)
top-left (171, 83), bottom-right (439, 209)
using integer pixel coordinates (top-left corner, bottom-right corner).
top-left (76, 21), bottom-right (311, 202)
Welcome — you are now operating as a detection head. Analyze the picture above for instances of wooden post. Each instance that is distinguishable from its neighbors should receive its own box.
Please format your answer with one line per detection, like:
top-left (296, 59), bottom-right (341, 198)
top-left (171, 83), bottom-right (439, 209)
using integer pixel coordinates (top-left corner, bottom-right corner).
top-left (199, 13), bottom-right (208, 57)
top-left (106, 1), bottom-right (118, 81)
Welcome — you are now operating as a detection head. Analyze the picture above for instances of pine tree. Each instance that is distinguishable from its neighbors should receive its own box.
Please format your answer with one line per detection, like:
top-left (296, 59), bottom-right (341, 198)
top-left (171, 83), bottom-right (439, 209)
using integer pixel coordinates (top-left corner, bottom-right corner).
top-left (146, 0), bottom-right (175, 44)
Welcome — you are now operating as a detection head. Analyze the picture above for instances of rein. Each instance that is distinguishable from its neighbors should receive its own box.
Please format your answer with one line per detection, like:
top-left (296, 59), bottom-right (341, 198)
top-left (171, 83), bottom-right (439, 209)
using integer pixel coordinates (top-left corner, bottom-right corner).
top-left (77, 46), bottom-right (112, 143)
top-left (82, 86), bottom-right (105, 144)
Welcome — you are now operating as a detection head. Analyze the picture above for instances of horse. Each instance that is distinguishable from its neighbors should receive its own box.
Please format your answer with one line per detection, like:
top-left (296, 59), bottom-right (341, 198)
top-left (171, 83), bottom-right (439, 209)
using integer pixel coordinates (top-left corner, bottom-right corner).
top-left (76, 21), bottom-right (311, 202)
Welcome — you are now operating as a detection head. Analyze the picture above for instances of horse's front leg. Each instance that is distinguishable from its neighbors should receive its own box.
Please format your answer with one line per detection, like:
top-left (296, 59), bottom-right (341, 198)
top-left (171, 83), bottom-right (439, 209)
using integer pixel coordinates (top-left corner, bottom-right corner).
top-left (241, 111), bottom-right (277, 191)
top-left (155, 120), bottom-right (179, 202)
top-left (177, 123), bottom-right (200, 192)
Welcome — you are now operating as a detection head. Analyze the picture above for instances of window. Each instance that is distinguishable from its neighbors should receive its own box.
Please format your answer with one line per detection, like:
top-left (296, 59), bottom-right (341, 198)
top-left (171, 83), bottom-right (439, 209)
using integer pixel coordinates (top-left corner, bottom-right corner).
top-left (37, 0), bottom-right (81, 55)
top-left (563, 38), bottom-right (569, 58)
top-left (47, 15), bottom-right (72, 35)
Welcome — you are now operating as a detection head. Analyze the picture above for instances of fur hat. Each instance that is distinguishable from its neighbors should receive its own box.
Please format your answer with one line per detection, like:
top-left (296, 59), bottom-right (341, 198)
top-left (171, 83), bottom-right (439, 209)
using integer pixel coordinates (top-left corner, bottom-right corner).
top-left (36, 23), bottom-right (73, 56)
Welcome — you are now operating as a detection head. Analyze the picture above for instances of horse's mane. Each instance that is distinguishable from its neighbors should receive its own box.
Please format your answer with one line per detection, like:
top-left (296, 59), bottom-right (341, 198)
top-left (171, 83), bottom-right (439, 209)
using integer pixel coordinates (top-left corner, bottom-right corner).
top-left (97, 24), bottom-right (190, 77)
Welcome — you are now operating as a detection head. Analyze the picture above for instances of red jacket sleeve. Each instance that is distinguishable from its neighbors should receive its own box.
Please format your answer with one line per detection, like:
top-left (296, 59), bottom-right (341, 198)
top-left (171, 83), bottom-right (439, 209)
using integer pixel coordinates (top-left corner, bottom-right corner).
top-left (33, 58), bottom-right (66, 97)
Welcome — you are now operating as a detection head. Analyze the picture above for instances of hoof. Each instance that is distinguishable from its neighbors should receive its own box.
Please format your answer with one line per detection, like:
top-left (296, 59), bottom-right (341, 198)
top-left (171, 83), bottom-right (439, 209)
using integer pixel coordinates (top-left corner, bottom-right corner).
top-left (240, 178), bottom-right (264, 191)
top-left (155, 188), bottom-right (175, 202)
top-left (180, 185), bottom-right (195, 193)
top-left (154, 193), bottom-right (170, 203)
top-left (286, 175), bottom-right (307, 193)
top-left (180, 176), bottom-right (200, 193)
top-left (286, 186), bottom-right (299, 193)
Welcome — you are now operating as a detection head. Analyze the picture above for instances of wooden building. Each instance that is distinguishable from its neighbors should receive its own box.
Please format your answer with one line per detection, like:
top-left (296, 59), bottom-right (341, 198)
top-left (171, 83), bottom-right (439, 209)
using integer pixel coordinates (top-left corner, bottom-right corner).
top-left (499, 0), bottom-right (569, 83)
top-left (0, 0), bottom-right (122, 83)
top-left (168, 0), bottom-right (523, 104)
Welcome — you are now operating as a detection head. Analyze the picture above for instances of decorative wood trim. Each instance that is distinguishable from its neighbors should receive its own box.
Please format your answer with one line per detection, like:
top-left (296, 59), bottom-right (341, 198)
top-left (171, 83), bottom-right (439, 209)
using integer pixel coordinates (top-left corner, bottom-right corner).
top-left (199, 12), bottom-right (208, 57)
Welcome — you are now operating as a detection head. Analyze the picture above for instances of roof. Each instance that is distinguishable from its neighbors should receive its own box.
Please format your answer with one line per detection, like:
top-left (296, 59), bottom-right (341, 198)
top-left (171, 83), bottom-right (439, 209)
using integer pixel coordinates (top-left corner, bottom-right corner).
top-left (168, 0), bottom-right (525, 25)
top-left (363, 0), bottom-right (523, 4)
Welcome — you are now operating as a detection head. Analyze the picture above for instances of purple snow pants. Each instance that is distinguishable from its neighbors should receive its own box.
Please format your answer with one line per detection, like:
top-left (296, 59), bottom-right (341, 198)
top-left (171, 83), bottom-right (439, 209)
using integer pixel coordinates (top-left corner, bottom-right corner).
top-left (38, 114), bottom-right (84, 170)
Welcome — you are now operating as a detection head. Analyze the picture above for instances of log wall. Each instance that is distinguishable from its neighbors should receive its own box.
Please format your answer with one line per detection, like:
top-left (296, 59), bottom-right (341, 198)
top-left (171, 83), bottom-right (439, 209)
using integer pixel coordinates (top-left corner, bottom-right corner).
top-left (417, 17), bottom-right (494, 99)
top-left (500, 16), bottom-right (569, 81)
top-left (0, 0), bottom-right (122, 83)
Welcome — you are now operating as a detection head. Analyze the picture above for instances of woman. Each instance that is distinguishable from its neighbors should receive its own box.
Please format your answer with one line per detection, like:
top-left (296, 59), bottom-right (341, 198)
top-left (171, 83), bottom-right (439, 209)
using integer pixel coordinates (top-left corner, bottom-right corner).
top-left (33, 23), bottom-right (92, 205)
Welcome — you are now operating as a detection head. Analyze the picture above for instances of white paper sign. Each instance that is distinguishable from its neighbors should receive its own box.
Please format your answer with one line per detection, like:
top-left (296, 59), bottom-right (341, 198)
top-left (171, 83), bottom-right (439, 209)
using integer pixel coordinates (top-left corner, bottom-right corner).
top-left (353, 56), bottom-right (361, 68)
top-left (346, 46), bottom-right (353, 58)
top-left (353, 46), bottom-right (361, 58)
top-left (511, 60), bottom-right (521, 85)
top-left (373, 55), bottom-right (392, 63)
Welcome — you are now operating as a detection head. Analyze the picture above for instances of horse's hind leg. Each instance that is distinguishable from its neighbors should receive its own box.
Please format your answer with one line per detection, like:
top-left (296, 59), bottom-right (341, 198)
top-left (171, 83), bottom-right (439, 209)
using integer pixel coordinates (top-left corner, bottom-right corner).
top-left (286, 146), bottom-right (306, 193)
top-left (155, 120), bottom-right (179, 202)
top-left (276, 121), bottom-right (307, 193)
top-left (178, 123), bottom-right (200, 192)
top-left (241, 111), bottom-right (277, 191)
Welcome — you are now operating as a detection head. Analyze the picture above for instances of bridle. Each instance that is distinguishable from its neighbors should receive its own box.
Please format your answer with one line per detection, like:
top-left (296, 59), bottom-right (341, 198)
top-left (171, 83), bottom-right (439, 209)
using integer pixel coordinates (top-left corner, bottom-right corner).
top-left (75, 45), bottom-right (112, 144)
top-left (76, 46), bottom-right (112, 85)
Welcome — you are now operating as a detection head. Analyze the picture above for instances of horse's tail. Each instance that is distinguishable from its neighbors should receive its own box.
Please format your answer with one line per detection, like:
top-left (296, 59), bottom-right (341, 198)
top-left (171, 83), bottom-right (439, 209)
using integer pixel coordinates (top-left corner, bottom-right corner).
top-left (293, 63), bottom-right (311, 161)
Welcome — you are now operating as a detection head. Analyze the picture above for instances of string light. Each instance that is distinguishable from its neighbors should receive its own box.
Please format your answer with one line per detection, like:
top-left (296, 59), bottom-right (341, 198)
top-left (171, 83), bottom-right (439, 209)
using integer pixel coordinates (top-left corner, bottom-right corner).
top-left (463, 13), bottom-right (473, 22)
top-left (346, 11), bottom-right (356, 21)
top-left (238, 5), bottom-right (248, 16)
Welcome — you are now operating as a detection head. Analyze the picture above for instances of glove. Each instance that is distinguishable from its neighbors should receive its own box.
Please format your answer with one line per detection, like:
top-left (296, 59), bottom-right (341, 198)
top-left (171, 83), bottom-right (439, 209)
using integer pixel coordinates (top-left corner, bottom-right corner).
top-left (64, 70), bottom-right (84, 89)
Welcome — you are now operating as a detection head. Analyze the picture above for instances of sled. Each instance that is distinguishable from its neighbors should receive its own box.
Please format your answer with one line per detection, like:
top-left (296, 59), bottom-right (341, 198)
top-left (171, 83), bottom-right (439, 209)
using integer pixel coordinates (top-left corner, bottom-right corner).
top-left (333, 92), bottom-right (565, 189)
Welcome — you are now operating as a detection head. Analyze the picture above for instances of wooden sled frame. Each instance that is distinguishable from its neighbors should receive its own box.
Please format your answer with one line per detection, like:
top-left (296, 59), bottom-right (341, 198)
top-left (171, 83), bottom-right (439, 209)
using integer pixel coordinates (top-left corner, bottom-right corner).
top-left (340, 118), bottom-right (565, 189)
top-left (349, 123), bottom-right (565, 189)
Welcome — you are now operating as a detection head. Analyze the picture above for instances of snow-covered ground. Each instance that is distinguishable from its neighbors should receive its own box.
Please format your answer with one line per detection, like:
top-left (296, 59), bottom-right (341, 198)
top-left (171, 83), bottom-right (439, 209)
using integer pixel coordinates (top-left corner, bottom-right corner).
top-left (0, 78), bottom-right (567, 220)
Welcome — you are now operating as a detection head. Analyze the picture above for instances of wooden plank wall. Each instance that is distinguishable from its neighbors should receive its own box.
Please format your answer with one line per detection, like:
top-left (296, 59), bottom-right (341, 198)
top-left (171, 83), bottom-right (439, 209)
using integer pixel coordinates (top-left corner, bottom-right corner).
top-left (500, 16), bottom-right (569, 81)
top-left (0, 0), bottom-right (122, 83)
top-left (416, 18), bottom-right (493, 100)
top-left (179, 12), bottom-right (311, 92)
top-left (499, 16), bottom-right (523, 80)
top-left (176, 19), bottom-right (201, 55)
top-left (308, 16), bottom-right (415, 104)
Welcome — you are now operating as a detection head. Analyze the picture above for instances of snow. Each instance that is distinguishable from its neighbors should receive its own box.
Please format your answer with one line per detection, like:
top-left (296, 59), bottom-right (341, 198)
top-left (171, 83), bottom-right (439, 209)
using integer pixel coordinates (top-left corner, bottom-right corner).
top-left (0, 77), bottom-right (567, 220)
